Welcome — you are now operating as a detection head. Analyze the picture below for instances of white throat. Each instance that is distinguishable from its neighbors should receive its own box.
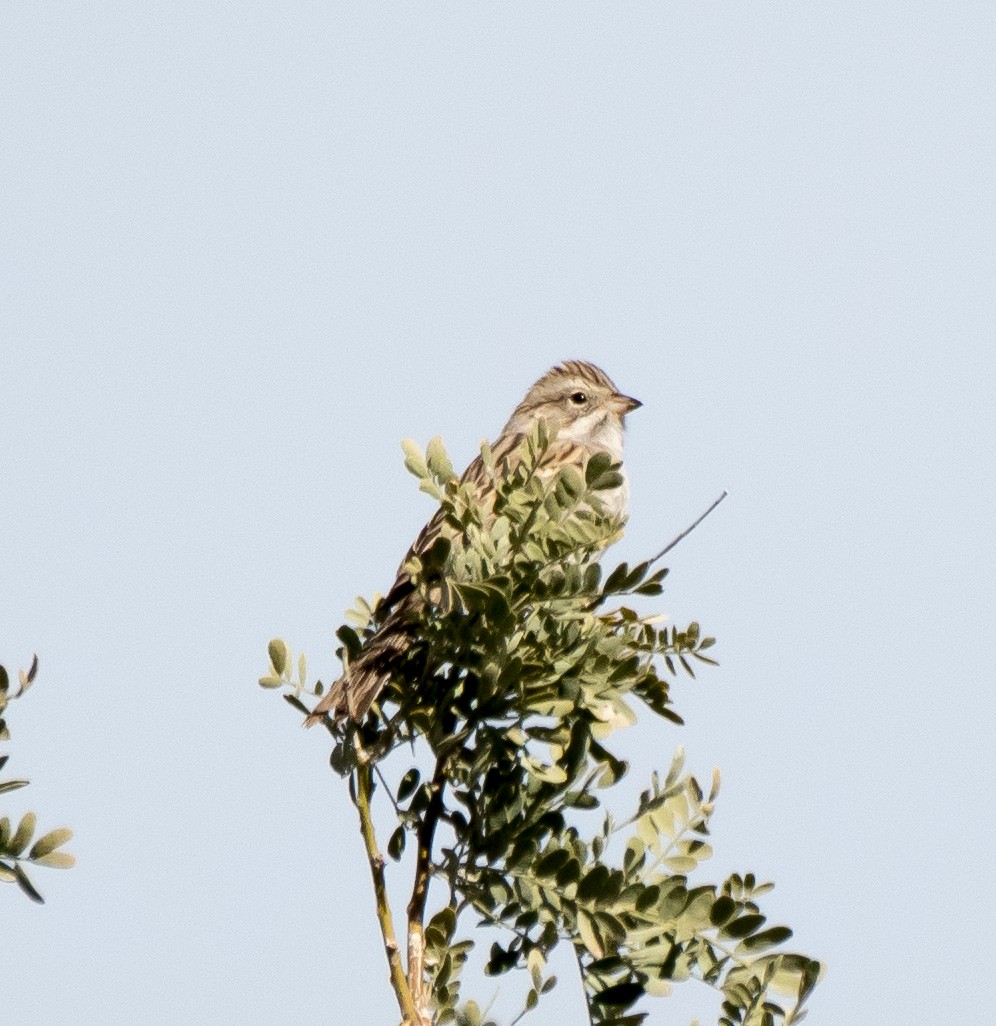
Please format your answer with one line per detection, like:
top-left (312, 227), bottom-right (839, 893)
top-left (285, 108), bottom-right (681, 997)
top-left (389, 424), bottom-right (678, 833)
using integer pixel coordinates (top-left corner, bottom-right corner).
top-left (559, 410), bottom-right (629, 519)
top-left (559, 410), bottom-right (626, 461)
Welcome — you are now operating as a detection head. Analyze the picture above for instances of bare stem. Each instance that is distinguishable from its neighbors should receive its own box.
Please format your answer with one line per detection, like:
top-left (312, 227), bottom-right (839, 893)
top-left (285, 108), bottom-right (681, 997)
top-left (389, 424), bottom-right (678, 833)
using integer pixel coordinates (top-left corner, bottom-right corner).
top-left (353, 755), bottom-right (420, 1026)
top-left (648, 490), bottom-right (728, 567)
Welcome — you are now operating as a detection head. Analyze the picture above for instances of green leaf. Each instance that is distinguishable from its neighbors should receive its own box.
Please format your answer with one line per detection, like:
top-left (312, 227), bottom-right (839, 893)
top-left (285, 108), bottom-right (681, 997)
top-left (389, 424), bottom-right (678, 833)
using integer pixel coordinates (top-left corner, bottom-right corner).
top-left (635, 884), bottom-right (660, 913)
top-left (29, 828), bottom-right (73, 860)
top-left (577, 864), bottom-right (612, 904)
top-left (329, 745), bottom-right (352, 776)
top-left (526, 947), bottom-right (545, 989)
top-left (9, 812), bottom-right (36, 857)
top-left (267, 639), bottom-right (288, 677)
top-left (524, 760), bottom-right (567, 784)
top-left (554, 856), bottom-right (582, 889)
top-left (0, 665), bottom-right (8, 693)
top-left (397, 769), bottom-right (421, 803)
top-left (336, 625), bottom-right (362, 658)
top-left (723, 913), bottom-right (766, 939)
top-left (401, 438), bottom-right (429, 479)
top-left (426, 435), bottom-right (455, 480)
top-left (603, 562), bottom-right (630, 594)
top-left (283, 693), bottom-right (311, 716)
top-left (456, 1000), bottom-right (482, 1026)
top-left (387, 826), bottom-right (406, 861)
top-left (0, 779), bottom-right (29, 794)
top-left (584, 451), bottom-right (613, 485)
top-left (535, 848), bottom-right (571, 878)
top-left (33, 851), bottom-right (75, 869)
top-left (737, 926), bottom-right (793, 953)
top-left (591, 982), bottom-right (645, 1009)
top-left (710, 894), bottom-right (737, 926)
top-left (664, 855), bottom-right (698, 874)
top-left (578, 910), bottom-right (603, 957)
top-left (426, 907), bottom-right (457, 947)
top-left (13, 862), bottom-right (43, 904)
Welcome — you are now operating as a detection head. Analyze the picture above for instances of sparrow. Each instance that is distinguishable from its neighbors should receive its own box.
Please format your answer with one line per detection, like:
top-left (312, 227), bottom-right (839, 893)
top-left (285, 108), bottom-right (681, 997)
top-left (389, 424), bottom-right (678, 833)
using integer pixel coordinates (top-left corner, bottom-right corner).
top-left (306, 360), bottom-right (640, 725)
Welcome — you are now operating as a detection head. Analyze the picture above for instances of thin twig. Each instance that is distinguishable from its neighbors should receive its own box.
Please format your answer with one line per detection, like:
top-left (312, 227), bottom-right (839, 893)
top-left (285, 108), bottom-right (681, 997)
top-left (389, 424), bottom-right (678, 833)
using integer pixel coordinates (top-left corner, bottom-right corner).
top-left (648, 490), bottom-right (728, 567)
top-left (353, 753), bottom-right (420, 1026)
top-left (374, 763), bottom-right (403, 816)
top-left (574, 944), bottom-right (596, 1026)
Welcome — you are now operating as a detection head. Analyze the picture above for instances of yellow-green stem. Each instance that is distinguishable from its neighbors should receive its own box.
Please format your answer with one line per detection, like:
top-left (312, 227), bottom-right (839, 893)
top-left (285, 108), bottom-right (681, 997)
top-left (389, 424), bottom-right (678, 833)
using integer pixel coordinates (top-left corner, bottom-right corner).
top-left (354, 760), bottom-right (420, 1026)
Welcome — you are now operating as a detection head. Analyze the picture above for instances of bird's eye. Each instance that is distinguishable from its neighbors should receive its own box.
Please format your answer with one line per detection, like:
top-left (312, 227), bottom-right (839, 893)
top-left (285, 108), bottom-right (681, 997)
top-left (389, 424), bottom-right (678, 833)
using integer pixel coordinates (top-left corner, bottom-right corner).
top-left (569, 391), bottom-right (588, 406)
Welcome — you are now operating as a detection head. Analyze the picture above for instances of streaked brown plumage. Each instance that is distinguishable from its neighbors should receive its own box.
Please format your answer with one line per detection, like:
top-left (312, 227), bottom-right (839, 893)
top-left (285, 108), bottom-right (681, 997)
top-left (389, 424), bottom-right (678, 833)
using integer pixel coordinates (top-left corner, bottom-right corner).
top-left (305, 361), bottom-right (640, 725)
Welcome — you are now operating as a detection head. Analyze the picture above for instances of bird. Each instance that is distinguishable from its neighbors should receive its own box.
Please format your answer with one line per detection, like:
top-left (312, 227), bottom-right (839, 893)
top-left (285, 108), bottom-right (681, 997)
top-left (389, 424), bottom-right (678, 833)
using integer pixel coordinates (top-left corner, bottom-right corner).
top-left (305, 360), bottom-right (641, 725)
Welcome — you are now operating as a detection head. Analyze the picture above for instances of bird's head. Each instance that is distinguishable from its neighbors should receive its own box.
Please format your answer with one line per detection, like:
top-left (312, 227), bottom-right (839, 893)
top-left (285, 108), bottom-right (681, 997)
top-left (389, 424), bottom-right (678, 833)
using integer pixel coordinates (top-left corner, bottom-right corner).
top-left (503, 360), bottom-right (641, 454)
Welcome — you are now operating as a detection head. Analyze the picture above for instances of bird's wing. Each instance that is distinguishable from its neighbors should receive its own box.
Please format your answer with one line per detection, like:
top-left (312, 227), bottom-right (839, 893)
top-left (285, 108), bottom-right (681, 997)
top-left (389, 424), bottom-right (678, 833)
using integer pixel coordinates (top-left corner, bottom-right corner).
top-left (379, 431), bottom-right (521, 612)
top-left (379, 432), bottom-right (596, 613)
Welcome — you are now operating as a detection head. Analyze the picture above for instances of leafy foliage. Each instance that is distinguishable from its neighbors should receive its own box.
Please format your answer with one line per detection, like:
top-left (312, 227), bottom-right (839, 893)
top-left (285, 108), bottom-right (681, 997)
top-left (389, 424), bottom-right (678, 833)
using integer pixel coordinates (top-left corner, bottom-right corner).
top-left (0, 656), bottom-right (76, 904)
top-left (262, 425), bottom-right (822, 1024)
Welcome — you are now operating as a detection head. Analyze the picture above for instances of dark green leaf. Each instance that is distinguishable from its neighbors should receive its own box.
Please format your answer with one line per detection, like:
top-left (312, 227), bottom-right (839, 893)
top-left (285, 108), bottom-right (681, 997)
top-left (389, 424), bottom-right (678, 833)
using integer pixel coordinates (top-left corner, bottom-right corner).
top-left (590, 982), bottom-right (645, 1009)
top-left (535, 848), bottom-right (571, 878)
top-left (723, 914), bottom-right (767, 939)
top-left (13, 862), bottom-right (44, 904)
top-left (282, 693), bottom-right (310, 715)
top-left (603, 562), bottom-right (630, 595)
top-left (634, 884), bottom-right (660, 913)
top-left (426, 907), bottom-right (457, 947)
top-left (710, 894), bottom-right (737, 926)
top-left (577, 864), bottom-right (611, 904)
top-left (585, 451), bottom-right (613, 485)
top-left (554, 857), bottom-right (582, 888)
top-left (387, 826), bottom-right (406, 861)
top-left (397, 769), bottom-right (421, 803)
top-left (329, 745), bottom-right (352, 776)
top-left (335, 625), bottom-right (362, 658)
top-left (738, 926), bottom-right (793, 952)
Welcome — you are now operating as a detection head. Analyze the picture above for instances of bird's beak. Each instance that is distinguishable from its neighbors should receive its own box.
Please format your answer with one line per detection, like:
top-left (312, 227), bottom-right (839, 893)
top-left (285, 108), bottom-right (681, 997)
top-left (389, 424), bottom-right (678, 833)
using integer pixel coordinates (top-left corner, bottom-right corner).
top-left (611, 393), bottom-right (642, 415)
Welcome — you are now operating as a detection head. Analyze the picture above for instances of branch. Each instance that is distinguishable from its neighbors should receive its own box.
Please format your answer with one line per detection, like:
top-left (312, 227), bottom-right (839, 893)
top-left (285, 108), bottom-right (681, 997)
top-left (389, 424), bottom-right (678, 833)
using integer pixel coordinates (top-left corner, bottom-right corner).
top-left (405, 746), bottom-right (449, 1026)
top-left (648, 490), bottom-right (728, 567)
top-left (353, 753), bottom-right (420, 1026)
top-left (573, 944), bottom-right (596, 1026)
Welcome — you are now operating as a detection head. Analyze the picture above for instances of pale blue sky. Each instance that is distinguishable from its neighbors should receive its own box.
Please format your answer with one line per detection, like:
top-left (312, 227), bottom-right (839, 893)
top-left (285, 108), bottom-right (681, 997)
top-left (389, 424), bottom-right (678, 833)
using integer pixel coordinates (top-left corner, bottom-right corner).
top-left (3, 3), bottom-right (994, 1024)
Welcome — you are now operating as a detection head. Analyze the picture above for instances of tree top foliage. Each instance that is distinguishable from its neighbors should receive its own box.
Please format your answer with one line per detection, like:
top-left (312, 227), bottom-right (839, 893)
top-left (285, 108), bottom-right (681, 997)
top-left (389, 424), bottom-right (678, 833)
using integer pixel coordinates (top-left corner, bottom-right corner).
top-left (1, 656), bottom-right (76, 904)
top-left (262, 423), bottom-right (823, 1026)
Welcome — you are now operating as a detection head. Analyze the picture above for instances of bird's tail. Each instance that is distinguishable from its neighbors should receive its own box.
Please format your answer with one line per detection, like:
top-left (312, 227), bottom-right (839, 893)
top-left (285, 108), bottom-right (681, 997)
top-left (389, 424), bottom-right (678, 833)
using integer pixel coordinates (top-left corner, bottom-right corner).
top-left (304, 626), bottom-right (409, 726)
